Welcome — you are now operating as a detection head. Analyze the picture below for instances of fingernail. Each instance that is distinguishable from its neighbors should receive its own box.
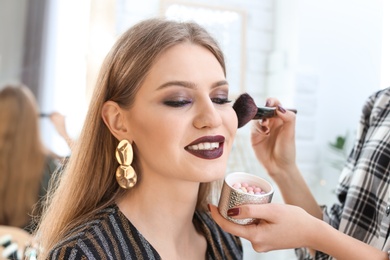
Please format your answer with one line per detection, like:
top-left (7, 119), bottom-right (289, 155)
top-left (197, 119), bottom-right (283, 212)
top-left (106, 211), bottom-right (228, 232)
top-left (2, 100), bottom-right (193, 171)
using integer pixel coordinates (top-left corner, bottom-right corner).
top-left (227, 208), bottom-right (240, 217)
top-left (278, 105), bottom-right (286, 113)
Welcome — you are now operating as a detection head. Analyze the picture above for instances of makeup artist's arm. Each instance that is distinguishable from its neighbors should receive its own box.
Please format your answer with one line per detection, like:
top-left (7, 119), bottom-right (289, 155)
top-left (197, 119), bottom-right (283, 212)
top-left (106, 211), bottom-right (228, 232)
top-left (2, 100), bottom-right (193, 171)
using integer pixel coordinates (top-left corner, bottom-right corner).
top-left (209, 204), bottom-right (388, 260)
top-left (49, 112), bottom-right (74, 149)
top-left (250, 98), bottom-right (322, 219)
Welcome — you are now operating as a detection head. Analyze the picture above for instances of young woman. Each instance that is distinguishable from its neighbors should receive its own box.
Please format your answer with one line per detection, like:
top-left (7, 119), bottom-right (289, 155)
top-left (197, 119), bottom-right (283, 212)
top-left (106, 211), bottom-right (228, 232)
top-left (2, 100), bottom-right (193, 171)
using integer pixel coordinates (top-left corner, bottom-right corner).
top-left (35, 18), bottom-right (242, 259)
top-left (0, 85), bottom-right (60, 233)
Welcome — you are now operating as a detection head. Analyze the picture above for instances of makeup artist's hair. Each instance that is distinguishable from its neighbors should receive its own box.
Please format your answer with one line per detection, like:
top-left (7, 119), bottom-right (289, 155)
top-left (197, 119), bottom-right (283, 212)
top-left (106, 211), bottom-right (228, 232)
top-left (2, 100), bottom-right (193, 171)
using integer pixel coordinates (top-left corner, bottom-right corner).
top-left (0, 84), bottom-right (48, 228)
top-left (35, 18), bottom-right (226, 257)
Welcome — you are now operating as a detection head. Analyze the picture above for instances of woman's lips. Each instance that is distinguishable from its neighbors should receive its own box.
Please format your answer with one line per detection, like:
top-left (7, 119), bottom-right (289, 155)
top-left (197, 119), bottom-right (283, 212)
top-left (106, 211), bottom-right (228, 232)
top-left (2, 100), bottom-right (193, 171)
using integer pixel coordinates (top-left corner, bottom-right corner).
top-left (185, 135), bottom-right (225, 159)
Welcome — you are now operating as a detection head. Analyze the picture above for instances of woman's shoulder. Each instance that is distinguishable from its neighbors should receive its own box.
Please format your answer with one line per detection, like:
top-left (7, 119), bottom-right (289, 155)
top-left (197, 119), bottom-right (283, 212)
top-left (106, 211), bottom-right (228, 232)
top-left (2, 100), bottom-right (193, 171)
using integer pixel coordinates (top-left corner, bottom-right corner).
top-left (195, 210), bottom-right (243, 259)
top-left (196, 210), bottom-right (242, 241)
top-left (47, 205), bottom-right (161, 260)
top-left (47, 205), bottom-right (120, 259)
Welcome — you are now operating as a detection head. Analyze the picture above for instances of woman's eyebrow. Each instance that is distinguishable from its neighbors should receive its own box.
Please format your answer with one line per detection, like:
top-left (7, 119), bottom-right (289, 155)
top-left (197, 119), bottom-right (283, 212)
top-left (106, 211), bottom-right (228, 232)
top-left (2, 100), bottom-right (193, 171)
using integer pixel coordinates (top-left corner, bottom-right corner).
top-left (213, 80), bottom-right (229, 88)
top-left (157, 81), bottom-right (196, 90)
top-left (157, 80), bottom-right (229, 90)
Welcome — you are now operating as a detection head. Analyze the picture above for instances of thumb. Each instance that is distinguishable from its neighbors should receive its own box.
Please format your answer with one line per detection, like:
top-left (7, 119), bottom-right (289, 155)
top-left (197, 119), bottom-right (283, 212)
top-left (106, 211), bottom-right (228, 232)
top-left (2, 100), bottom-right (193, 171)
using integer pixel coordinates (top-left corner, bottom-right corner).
top-left (208, 204), bottom-right (253, 238)
top-left (229, 203), bottom-right (277, 221)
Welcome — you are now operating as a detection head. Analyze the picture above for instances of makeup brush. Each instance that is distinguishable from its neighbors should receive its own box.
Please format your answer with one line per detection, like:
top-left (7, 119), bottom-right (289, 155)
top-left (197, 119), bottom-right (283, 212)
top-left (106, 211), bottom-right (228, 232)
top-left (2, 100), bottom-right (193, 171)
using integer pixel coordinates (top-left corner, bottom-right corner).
top-left (233, 93), bottom-right (297, 128)
top-left (40, 113), bottom-right (51, 118)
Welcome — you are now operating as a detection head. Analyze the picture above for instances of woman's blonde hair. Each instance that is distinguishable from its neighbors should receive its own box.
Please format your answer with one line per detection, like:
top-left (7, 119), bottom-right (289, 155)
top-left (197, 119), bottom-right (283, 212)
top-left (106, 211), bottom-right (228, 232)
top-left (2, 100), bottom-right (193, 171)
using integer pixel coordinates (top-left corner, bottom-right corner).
top-left (0, 84), bottom-right (47, 228)
top-left (35, 18), bottom-right (226, 256)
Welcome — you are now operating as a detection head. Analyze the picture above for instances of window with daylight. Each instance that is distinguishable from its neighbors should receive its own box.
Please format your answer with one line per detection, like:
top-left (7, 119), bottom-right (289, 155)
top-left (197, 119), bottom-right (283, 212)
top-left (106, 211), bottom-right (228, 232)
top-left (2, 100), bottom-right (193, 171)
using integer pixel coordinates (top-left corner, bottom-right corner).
top-left (161, 1), bottom-right (247, 97)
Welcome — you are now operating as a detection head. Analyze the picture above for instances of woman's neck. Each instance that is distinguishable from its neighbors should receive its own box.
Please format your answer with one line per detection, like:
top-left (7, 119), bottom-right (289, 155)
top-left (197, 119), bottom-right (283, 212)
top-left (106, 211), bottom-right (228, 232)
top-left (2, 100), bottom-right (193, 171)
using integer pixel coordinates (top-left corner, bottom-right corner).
top-left (116, 176), bottom-right (207, 259)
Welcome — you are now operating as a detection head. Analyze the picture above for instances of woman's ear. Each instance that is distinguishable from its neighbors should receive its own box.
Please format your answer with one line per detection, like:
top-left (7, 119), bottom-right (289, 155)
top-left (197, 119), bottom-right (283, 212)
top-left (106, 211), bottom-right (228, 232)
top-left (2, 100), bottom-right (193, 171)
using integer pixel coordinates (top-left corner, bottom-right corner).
top-left (101, 101), bottom-right (128, 140)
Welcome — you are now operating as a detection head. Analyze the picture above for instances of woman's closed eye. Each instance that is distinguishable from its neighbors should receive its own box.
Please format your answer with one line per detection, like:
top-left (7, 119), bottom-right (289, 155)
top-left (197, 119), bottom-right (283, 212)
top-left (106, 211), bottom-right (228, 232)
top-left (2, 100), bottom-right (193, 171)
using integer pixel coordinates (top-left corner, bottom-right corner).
top-left (211, 97), bottom-right (231, 105)
top-left (163, 98), bottom-right (231, 107)
top-left (163, 99), bottom-right (192, 107)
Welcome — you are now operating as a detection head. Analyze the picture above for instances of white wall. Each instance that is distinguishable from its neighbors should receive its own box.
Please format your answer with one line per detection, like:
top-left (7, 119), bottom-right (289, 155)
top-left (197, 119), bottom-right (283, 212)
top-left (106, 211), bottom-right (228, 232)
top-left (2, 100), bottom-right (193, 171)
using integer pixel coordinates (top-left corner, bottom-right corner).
top-left (296, 0), bottom-right (383, 134)
top-left (39, 0), bottom-right (92, 157)
top-left (381, 0), bottom-right (390, 89)
top-left (270, 0), bottom-right (385, 203)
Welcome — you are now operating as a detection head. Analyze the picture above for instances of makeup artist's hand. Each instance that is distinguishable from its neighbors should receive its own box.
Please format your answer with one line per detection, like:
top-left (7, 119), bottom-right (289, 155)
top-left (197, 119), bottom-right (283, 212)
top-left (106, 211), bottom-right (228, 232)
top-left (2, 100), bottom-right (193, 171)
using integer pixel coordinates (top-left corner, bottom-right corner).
top-left (250, 98), bottom-right (297, 179)
top-left (208, 203), bottom-right (317, 252)
top-left (209, 204), bottom-right (389, 260)
top-left (49, 112), bottom-right (74, 149)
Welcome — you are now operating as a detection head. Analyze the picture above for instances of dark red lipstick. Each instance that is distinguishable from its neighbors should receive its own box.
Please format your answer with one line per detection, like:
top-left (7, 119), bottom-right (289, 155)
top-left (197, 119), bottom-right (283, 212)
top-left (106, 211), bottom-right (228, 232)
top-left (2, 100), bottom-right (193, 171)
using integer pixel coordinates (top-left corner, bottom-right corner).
top-left (185, 135), bottom-right (225, 159)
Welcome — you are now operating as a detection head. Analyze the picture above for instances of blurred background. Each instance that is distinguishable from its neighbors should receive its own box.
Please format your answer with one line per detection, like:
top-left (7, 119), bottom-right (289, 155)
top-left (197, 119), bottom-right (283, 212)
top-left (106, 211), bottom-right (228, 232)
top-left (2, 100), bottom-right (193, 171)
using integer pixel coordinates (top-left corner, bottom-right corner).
top-left (1, 0), bottom-right (389, 258)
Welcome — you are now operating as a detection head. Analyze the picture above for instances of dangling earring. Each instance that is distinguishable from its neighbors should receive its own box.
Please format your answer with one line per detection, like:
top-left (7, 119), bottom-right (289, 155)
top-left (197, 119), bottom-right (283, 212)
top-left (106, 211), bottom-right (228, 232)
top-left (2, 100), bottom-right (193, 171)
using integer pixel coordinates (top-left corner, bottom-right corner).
top-left (115, 139), bottom-right (137, 189)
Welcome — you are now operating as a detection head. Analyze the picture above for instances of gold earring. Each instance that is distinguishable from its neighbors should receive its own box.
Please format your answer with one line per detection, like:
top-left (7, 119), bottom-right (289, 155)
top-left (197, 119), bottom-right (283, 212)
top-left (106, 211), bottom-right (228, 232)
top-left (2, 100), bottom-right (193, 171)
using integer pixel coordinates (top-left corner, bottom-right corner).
top-left (115, 139), bottom-right (137, 189)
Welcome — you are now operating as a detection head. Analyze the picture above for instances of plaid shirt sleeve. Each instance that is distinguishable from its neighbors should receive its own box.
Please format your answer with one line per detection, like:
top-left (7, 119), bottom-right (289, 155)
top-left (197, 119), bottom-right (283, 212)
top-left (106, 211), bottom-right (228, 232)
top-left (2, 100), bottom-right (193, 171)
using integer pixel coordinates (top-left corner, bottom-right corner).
top-left (296, 87), bottom-right (390, 260)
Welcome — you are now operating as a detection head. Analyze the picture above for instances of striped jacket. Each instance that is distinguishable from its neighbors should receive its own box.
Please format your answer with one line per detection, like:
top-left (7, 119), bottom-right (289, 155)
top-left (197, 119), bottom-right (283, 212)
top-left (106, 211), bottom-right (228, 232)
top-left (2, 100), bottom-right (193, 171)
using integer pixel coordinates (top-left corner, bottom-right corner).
top-left (48, 204), bottom-right (243, 260)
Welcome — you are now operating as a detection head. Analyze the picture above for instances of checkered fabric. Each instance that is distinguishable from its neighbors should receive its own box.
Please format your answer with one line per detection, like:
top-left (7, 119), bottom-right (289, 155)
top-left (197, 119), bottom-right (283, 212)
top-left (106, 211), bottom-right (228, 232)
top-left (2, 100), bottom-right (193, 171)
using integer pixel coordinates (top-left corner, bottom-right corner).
top-left (297, 87), bottom-right (390, 259)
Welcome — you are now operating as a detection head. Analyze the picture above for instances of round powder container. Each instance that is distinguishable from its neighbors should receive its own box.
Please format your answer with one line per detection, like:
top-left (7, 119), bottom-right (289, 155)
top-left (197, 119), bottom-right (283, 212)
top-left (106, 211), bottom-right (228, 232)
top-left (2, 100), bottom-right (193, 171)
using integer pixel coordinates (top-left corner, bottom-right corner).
top-left (218, 172), bottom-right (274, 225)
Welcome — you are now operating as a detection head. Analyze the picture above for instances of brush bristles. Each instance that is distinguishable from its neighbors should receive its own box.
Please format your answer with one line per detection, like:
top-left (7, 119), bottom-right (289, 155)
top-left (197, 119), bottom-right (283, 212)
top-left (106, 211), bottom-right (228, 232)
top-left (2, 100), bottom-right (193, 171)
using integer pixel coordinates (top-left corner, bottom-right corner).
top-left (233, 93), bottom-right (298, 128)
top-left (232, 93), bottom-right (258, 128)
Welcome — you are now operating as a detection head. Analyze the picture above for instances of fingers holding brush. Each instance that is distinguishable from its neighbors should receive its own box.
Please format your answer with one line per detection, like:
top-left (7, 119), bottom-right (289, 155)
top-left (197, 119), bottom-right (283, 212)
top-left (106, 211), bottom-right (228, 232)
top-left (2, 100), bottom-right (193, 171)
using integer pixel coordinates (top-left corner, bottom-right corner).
top-left (253, 97), bottom-right (296, 136)
top-left (251, 98), bottom-right (296, 142)
top-left (252, 119), bottom-right (270, 136)
top-left (250, 98), bottom-right (297, 175)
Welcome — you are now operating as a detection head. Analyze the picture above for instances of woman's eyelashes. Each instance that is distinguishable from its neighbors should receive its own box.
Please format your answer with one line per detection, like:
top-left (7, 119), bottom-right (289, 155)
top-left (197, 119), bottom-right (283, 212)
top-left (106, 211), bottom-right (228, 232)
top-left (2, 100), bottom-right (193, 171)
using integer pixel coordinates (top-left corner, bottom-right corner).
top-left (163, 100), bottom-right (192, 107)
top-left (163, 97), bottom-right (231, 108)
top-left (211, 97), bottom-right (231, 105)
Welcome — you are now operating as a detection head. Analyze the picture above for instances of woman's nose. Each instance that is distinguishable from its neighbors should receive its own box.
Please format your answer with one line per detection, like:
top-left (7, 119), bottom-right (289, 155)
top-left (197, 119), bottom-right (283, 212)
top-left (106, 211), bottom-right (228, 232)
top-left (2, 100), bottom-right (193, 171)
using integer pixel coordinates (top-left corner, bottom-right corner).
top-left (192, 98), bottom-right (223, 129)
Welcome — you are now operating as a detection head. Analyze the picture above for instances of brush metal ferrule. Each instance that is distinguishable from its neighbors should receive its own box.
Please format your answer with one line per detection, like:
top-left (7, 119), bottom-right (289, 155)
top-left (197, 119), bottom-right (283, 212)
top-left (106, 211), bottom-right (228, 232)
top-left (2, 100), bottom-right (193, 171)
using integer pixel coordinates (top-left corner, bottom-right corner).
top-left (253, 107), bottom-right (277, 119)
top-left (253, 107), bottom-right (298, 119)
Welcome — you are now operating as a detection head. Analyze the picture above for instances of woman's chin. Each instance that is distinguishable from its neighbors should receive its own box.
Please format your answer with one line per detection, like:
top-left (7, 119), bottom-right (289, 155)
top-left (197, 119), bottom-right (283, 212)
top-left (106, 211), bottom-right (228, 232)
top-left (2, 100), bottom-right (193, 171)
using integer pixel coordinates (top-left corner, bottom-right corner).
top-left (199, 170), bottom-right (226, 183)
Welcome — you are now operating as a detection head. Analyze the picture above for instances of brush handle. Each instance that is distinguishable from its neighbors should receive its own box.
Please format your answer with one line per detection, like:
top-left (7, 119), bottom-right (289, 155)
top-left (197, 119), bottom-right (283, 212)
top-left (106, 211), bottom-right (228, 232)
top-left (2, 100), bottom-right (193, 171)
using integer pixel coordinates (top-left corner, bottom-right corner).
top-left (253, 107), bottom-right (297, 119)
top-left (39, 113), bottom-right (51, 118)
